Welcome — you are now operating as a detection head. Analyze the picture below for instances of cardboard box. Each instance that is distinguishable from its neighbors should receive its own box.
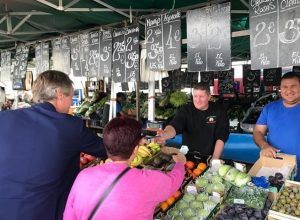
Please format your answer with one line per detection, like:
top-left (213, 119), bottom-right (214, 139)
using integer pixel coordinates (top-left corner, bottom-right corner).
top-left (268, 180), bottom-right (300, 220)
top-left (248, 153), bottom-right (297, 180)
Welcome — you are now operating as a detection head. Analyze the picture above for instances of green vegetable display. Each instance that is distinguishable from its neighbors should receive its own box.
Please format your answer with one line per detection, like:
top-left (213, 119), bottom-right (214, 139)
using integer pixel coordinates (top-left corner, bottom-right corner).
top-left (169, 91), bottom-right (188, 108)
top-left (225, 185), bottom-right (268, 209)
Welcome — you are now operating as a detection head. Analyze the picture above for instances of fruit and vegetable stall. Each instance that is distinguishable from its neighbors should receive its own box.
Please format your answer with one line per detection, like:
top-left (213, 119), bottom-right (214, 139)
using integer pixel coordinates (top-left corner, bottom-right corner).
top-left (84, 143), bottom-right (298, 220)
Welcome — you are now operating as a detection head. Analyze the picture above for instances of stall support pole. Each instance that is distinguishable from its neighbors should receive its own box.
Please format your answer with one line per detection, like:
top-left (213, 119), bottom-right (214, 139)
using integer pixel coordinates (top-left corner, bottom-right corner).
top-left (148, 81), bottom-right (155, 121)
top-left (109, 81), bottom-right (117, 120)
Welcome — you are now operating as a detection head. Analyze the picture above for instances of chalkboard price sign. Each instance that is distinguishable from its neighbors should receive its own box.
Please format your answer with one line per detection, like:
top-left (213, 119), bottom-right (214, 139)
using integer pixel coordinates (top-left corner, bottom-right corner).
top-left (61, 37), bottom-right (71, 74)
top-left (121, 82), bottom-right (129, 91)
top-left (70, 35), bottom-right (81, 76)
top-left (243, 64), bottom-right (261, 95)
top-left (217, 69), bottom-right (234, 94)
top-left (263, 68), bottom-right (282, 86)
top-left (35, 42), bottom-right (49, 75)
top-left (140, 82), bottom-right (149, 90)
top-left (100, 30), bottom-right (112, 77)
top-left (88, 31), bottom-right (100, 77)
top-left (250, 1), bottom-right (300, 69)
top-left (112, 25), bottom-right (139, 83)
top-left (13, 45), bottom-right (29, 78)
top-left (0, 51), bottom-right (11, 81)
top-left (52, 37), bottom-right (70, 74)
top-left (80, 33), bottom-right (90, 76)
top-left (187, 2), bottom-right (231, 71)
top-left (200, 71), bottom-right (214, 86)
top-left (112, 28), bottom-right (126, 82)
top-left (145, 11), bottom-right (181, 71)
top-left (125, 25), bottom-right (140, 82)
top-left (169, 69), bottom-right (183, 90)
top-left (162, 77), bottom-right (172, 92)
top-left (293, 66), bottom-right (300, 73)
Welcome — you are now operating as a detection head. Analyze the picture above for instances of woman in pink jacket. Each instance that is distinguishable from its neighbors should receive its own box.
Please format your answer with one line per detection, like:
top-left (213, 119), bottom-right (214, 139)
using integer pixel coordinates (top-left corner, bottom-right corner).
top-left (63, 117), bottom-right (186, 220)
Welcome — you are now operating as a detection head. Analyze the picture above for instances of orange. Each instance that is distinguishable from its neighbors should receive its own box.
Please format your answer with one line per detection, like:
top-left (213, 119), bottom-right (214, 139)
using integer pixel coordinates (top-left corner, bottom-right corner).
top-left (197, 162), bottom-right (207, 171)
top-left (166, 196), bottom-right (176, 206)
top-left (193, 168), bottom-right (203, 177)
top-left (186, 169), bottom-right (193, 176)
top-left (185, 161), bottom-right (195, 169)
top-left (173, 190), bottom-right (181, 199)
top-left (160, 201), bottom-right (169, 211)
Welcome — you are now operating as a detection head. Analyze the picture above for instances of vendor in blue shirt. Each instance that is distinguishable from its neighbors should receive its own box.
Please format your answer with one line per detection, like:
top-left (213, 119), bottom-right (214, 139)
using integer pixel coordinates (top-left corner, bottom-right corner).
top-left (116, 92), bottom-right (127, 117)
top-left (0, 70), bottom-right (106, 220)
top-left (254, 71), bottom-right (300, 180)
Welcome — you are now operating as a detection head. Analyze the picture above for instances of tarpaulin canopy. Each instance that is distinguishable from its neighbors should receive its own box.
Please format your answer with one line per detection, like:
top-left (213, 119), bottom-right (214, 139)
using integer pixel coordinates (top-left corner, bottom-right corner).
top-left (0, 0), bottom-right (250, 61)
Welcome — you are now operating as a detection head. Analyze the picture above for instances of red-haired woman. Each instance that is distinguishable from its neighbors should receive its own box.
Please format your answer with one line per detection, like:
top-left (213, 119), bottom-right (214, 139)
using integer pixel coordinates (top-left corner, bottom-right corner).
top-left (63, 117), bottom-right (186, 220)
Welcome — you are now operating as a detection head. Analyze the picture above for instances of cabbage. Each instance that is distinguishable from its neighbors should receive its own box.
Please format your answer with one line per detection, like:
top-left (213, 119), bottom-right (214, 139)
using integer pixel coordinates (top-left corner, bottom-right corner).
top-left (205, 184), bottom-right (213, 194)
top-left (212, 182), bottom-right (225, 194)
top-left (195, 177), bottom-right (209, 188)
top-left (176, 200), bottom-right (189, 210)
top-left (167, 209), bottom-right (180, 218)
top-left (234, 172), bottom-right (251, 187)
top-left (218, 164), bottom-right (231, 177)
top-left (195, 193), bottom-right (209, 202)
top-left (211, 175), bottom-right (223, 183)
top-left (196, 208), bottom-right (210, 218)
top-left (190, 200), bottom-right (203, 209)
top-left (182, 208), bottom-right (194, 218)
top-left (225, 168), bottom-right (239, 182)
top-left (182, 194), bottom-right (195, 202)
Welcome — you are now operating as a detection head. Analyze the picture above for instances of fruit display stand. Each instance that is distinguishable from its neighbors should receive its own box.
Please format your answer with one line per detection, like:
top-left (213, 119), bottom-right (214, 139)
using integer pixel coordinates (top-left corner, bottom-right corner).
top-left (268, 180), bottom-right (300, 220)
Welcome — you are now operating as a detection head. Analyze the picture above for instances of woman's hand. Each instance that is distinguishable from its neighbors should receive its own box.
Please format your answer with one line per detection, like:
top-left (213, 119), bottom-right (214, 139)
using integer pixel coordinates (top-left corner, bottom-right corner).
top-left (172, 152), bottom-right (186, 164)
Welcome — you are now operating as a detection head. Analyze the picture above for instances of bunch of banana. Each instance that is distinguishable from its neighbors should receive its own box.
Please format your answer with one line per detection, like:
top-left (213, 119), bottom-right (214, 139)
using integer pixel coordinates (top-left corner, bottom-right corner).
top-left (131, 143), bottom-right (161, 167)
top-left (137, 145), bottom-right (152, 157)
top-left (147, 142), bottom-right (161, 154)
top-left (131, 154), bottom-right (143, 167)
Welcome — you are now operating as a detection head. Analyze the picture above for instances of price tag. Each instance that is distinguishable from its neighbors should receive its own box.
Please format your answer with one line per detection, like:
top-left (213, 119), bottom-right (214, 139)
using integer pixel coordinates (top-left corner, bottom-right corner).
top-left (234, 198), bottom-right (245, 204)
top-left (186, 185), bottom-right (198, 195)
top-left (211, 192), bottom-right (221, 203)
top-left (234, 162), bottom-right (246, 172)
top-left (210, 159), bottom-right (222, 172)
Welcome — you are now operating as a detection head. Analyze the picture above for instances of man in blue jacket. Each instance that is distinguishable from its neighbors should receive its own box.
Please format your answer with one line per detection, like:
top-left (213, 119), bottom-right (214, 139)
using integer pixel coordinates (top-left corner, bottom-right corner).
top-left (0, 70), bottom-right (106, 220)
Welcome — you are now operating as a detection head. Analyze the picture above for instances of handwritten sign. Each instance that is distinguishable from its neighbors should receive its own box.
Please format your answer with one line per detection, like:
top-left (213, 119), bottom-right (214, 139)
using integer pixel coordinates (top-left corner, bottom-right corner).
top-left (250, 1), bottom-right (300, 69)
top-left (145, 11), bottom-right (181, 71)
top-left (80, 33), bottom-right (90, 76)
top-left (263, 68), bottom-right (282, 86)
top-left (243, 64), bottom-right (261, 95)
top-left (218, 69), bottom-right (234, 94)
top-left (112, 25), bottom-right (139, 82)
top-left (70, 35), bottom-right (81, 76)
top-left (0, 51), bottom-right (11, 82)
top-left (52, 37), bottom-right (70, 74)
top-left (162, 76), bottom-right (172, 92)
top-left (187, 2), bottom-right (231, 71)
top-left (88, 31), bottom-right (100, 77)
top-left (100, 30), bottom-right (112, 77)
top-left (13, 45), bottom-right (29, 78)
top-left (35, 42), bottom-right (49, 75)
top-left (200, 71), bottom-right (214, 86)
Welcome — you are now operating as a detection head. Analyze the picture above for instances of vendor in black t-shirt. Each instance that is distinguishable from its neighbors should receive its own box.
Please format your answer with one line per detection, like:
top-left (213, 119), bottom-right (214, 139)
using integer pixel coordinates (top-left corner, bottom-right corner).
top-left (155, 83), bottom-right (229, 159)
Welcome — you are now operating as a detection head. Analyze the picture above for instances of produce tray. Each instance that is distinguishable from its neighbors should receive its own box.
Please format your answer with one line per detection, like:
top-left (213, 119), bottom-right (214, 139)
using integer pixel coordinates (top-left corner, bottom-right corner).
top-left (268, 180), bottom-right (300, 220)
